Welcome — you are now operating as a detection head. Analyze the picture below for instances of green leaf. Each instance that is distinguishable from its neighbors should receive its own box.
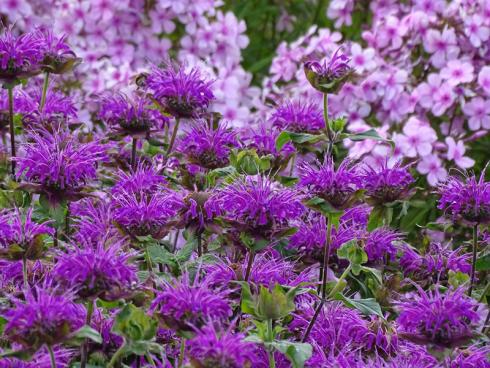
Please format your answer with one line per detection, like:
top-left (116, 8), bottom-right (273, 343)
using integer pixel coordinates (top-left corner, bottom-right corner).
top-left (0, 348), bottom-right (35, 361)
top-left (69, 325), bottom-right (103, 344)
top-left (367, 207), bottom-right (384, 231)
top-left (147, 245), bottom-right (176, 268)
top-left (271, 340), bottom-right (312, 368)
top-left (343, 129), bottom-right (393, 147)
top-left (306, 197), bottom-right (343, 218)
top-left (448, 271), bottom-right (470, 289)
top-left (112, 304), bottom-right (158, 342)
top-left (275, 131), bottom-right (324, 151)
top-left (476, 253), bottom-right (490, 271)
top-left (334, 293), bottom-right (384, 318)
top-left (277, 176), bottom-right (298, 187)
top-left (337, 240), bottom-right (368, 265)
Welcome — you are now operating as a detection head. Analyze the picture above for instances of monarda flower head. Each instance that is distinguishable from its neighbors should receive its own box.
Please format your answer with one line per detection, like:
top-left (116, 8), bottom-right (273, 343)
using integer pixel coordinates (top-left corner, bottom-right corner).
top-left (397, 286), bottom-right (480, 347)
top-left (0, 346), bottom-right (74, 368)
top-left (146, 62), bottom-right (214, 119)
top-left (400, 243), bottom-right (471, 284)
top-left (270, 100), bottom-right (324, 133)
top-left (98, 93), bottom-right (168, 136)
top-left (176, 122), bottom-right (238, 170)
top-left (362, 227), bottom-right (403, 263)
top-left (37, 29), bottom-right (80, 74)
top-left (53, 237), bottom-right (137, 301)
top-left (362, 161), bottom-right (414, 205)
top-left (0, 27), bottom-right (44, 84)
top-left (213, 175), bottom-right (304, 240)
top-left (3, 283), bottom-right (84, 350)
top-left (244, 124), bottom-right (295, 167)
top-left (0, 208), bottom-right (53, 261)
top-left (438, 171), bottom-right (490, 224)
top-left (17, 88), bottom-right (77, 130)
top-left (151, 273), bottom-right (231, 332)
top-left (304, 47), bottom-right (354, 94)
top-left (447, 345), bottom-right (490, 368)
top-left (187, 324), bottom-right (257, 368)
top-left (299, 157), bottom-right (362, 210)
top-left (111, 164), bottom-right (166, 196)
top-left (15, 129), bottom-right (107, 201)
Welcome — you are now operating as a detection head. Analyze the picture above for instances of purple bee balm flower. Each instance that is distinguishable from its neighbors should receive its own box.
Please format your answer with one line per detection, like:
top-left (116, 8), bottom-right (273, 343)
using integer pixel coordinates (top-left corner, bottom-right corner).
top-left (304, 47), bottom-right (354, 93)
top-left (91, 309), bottom-right (123, 354)
top-left (289, 213), bottom-right (326, 260)
top-left (213, 175), bottom-right (304, 239)
top-left (53, 237), bottom-right (137, 301)
top-left (99, 93), bottom-right (168, 136)
top-left (244, 124), bottom-right (295, 163)
top-left (15, 129), bottom-right (107, 199)
top-left (146, 62), bottom-right (214, 119)
top-left (400, 243), bottom-right (471, 284)
top-left (17, 88), bottom-right (77, 130)
top-left (438, 171), bottom-right (490, 224)
top-left (111, 164), bottom-right (166, 196)
top-left (299, 157), bottom-right (362, 210)
top-left (362, 227), bottom-right (403, 262)
top-left (179, 190), bottom-right (217, 231)
top-left (448, 345), bottom-right (490, 368)
top-left (270, 100), bottom-right (324, 133)
top-left (151, 273), bottom-right (231, 332)
top-left (36, 28), bottom-right (80, 74)
top-left (341, 205), bottom-right (370, 227)
top-left (176, 122), bottom-right (238, 169)
top-left (0, 27), bottom-right (44, 83)
top-left (0, 259), bottom-right (46, 292)
top-left (0, 346), bottom-right (74, 368)
top-left (362, 161), bottom-right (414, 205)
top-left (3, 283), bottom-right (84, 350)
top-left (187, 324), bottom-right (257, 368)
top-left (112, 189), bottom-right (183, 239)
top-left (0, 208), bottom-right (53, 261)
top-left (397, 286), bottom-right (481, 347)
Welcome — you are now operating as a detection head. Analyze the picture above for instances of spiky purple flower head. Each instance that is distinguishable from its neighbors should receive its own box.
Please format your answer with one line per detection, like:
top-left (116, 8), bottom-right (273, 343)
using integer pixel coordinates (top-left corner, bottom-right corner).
top-left (177, 122), bottom-right (238, 169)
top-left (187, 324), bottom-right (257, 368)
top-left (111, 164), bottom-right (166, 196)
top-left (304, 47), bottom-right (354, 94)
top-left (36, 28), bottom-right (80, 74)
top-left (213, 175), bottom-right (304, 239)
top-left (299, 157), bottom-right (362, 210)
top-left (448, 345), bottom-right (490, 368)
top-left (289, 213), bottom-right (326, 259)
top-left (17, 88), bottom-right (77, 130)
top-left (0, 208), bottom-right (53, 261)
top-left (0, 26), bottom-right (44, 83)
top-left (0, 259), bottom-right (46, 292)
top-left (400, 243), bottom-right (471, 284)
top-left (270, 100), bottom-right (324, 133)
top-left (15, 129), bottom-right (107, 199)
top-left (151, 273), bottom-right (231, 332)
top-left (438, 171), bottom-right (490, 224)
top-left (99, 93), bottom-right (168, 136)
top-left (362, 161), bottom-right (414, 205)
top-left (0, 346), bottom-right (74, 368)
top-left (146, 62), bottom-right (214, 119)
top-left (179, 190), bottom-right (217, 231)
top-left (397, 286), bottom-right (480, 347)
top-left (244, 124), bottom-right (295, 163)
top-left (53, 237), bottom-right (137, 301)
top-left (362, 227), bottom-right (403, 262)
top-left (3, 283), bottom-right (84, 350)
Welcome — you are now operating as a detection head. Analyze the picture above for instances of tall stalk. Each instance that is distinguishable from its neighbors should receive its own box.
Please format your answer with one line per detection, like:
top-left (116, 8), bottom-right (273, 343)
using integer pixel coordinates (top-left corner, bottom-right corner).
top-left (166, 118), bottom-right (180, 155)
top-left (80, 300), bottom-right (95, 368)
top-left (468, 224), bottom-right (478, 297)
top-left (47, 344), bottom-right (57, 368)
top-left (131, 137), bottom-right (137, 169)
top-left (40, 72), bottom-right (50, 112)
top-left (22, 256), bottom-right (28, 289)
top-left (7, 86), bottom-right (16, 178)
top-left (244, 251), bottom-right (255, 282)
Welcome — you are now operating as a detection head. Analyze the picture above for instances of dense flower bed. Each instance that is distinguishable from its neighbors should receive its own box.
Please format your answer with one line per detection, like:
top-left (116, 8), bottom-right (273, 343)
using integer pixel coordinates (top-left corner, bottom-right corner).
top-left (0, 1), bottom-right (489, 368)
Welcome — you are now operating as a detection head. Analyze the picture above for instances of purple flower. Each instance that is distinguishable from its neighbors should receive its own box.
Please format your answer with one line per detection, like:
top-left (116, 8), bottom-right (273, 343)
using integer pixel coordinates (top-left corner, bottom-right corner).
top-left (179, 190), bottom-right (216, 231)
top-left (53, 237), bottom-right (137, 301)
top-left (176, 122), bottom-right (238, 169)
top-left (438, 172), bottom-right (490, 224)
top-left (448, 345), bottom-right (490, 368)
top-left (187, 324), bottom-right (257, 368)
top-left (111, 164), bottom-right (166, 196)
top-left (304, 47), bottom-right (354, 93)
top-left (3, 284), bottom-right (84, 350)
top-left (289, 213), bottom-right (326, 260)
top-left (244, 124), bottom-right (295, 167)
top-left (0, 259), bottom-right (46, 291)
top-left (213, 175), bottom-right (304, 239)
top-left (397, 286), bottom-right (480, 347)
top-left (270, 100), bottom-right (324, 133)
top-left (146, 62), bottom-right (214, 119)
top-left (400, 243), bottom-right (471, 284)
top-left (362, 161), bottom-right (414, 205)
top-left (0, 346), bottom-right (74, 368)
top-left (0, 208), bottom-right (53, 261)
top-left (99, 93), bottom-right (168, 135)
top-left (36, 29), bottom-right (80, 74)
top-left (299, 158), bottom-right (362, 209)
top-left (15, 129), bottom-right (107, 198)
top-left (151, 273), bottom-right (231, 332)
top-left (0, 27), bottom-right (44, 83)
top-left (363, 227), bottom-right (402, 262)
top-left (112, 189), bottom-right (183, 239)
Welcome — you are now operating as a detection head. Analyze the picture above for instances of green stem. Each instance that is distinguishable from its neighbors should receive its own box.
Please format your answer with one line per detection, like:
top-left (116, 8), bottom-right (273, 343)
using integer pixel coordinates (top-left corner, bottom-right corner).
top-left (197, 231), bottom-right (202, 257)
top-left (478, 282), bottom-right (490, 304)
top-left (267, 319), bottom-right (276, 368)
top-left (80, 300), bottom-right (95, 368)
top-left (7, 86), bottom-right (16, 178)
top-left (244, 251), bottom-right (255, 282)
top-left (64, 204), bottom-right (70, 239)
top-left (22, 256), bottom-right (28, 289)
top-left (327, 264), bottom-right (352, 298)
top-left (40, 72), bottom-right (50, 112)
top-left (178, 338), bottom-right (186, 367)
top-left (323, 93), bottom-right (334, 156)
top-left (166, 118), bottom-right (180, 155)
top-left (47, 345), bottom-right (57, 368)
top-left (468, 224), bottom-right (478, 297)
top-left (131, 137), bottom-right (137, 170)
top-left (145, 244), bottom-right (153, 272)
top-left (145, 352), bottom-right (156, 367)
top-left (108, 341), bottom-right (126, 368)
